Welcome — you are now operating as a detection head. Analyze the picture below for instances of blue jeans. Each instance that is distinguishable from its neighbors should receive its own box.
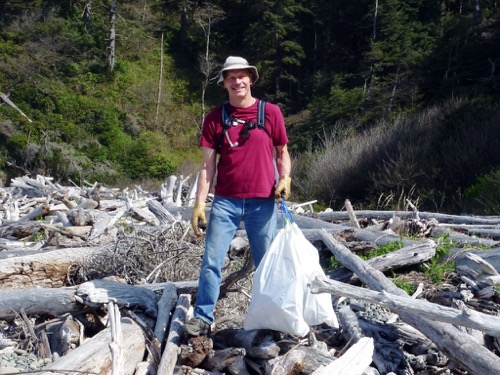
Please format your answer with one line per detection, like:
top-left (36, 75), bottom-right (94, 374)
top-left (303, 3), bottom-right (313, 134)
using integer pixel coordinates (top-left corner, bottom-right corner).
top-left (194, 196), bottom-right (277, 324)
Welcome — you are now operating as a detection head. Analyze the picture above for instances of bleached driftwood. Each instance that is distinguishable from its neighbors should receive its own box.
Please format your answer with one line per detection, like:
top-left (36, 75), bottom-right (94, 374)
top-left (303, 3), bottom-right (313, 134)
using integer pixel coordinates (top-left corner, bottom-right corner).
top-left (186, 173), bottom-right (199, 207)
top-left (310, 276), bottom-right (500, 337)
top-left (1, 202), bottom-right (50, 225)
top-left (147, 199), bottom-right (178, 225)
top-left (430, 227), bottom-right (499, 247)
top-left (317, 210), bottom-right (500, 226)
top-left (344, 199), bottom-right (360, 229)
top-left (0, 247), bottom-right (104, 289)
top-left (311, 337), bottom-right (374, 375)
top-left (318, 229), bottom-right (500, 375)
top-left (157, 294), bottom-right (191, 375)
top-left (300, 226), bottom-right (418, 248)
top-left (328, 239), bottom-right (436, 282)
top-left (273, 345), bottom-right (335, 375)
top-left (455, 249), bottom-right (500, 278)
top-left (39, 316), bottom-right (146, 375)
top-left (161, 176), bottom-right (177, 204)
top-left (109, 301), bottom-right (123, 375)
top-left (76, 279), bottom-right (158, 320)
top-left (154, 282), bottom-right (178, 345)
top-left (0, 287), bottom-right (80, 320)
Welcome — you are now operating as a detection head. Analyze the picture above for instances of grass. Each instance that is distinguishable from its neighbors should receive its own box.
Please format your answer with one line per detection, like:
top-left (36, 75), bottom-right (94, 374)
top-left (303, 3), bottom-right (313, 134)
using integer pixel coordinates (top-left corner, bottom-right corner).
top-left (421, 233), bottom-right (456, 284)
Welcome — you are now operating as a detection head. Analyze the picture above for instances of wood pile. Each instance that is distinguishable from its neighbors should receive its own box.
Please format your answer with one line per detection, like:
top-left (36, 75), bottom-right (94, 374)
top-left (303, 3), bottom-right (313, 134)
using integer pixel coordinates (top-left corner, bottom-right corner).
top-left (1, 175), bottom-right (500, 374)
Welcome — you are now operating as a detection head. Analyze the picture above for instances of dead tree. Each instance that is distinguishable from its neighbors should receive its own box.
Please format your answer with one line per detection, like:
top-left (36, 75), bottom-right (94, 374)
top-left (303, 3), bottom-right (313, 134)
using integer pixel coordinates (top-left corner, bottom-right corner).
top-left (108, 0), bottom-right (117, 72)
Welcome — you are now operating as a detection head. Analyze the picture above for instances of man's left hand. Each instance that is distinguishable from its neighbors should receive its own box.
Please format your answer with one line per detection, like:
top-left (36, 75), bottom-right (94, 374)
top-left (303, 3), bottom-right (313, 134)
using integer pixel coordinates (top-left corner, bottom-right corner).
top-left (275, 175), bottom-right (291, 201)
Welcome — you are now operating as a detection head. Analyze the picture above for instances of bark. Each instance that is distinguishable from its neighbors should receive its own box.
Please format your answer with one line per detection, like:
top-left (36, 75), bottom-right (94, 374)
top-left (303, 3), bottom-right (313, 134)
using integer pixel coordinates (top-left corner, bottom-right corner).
top-left (147, 199), bottom-right (178, 225)
top-left (0, 247), bottom-right (103, 289)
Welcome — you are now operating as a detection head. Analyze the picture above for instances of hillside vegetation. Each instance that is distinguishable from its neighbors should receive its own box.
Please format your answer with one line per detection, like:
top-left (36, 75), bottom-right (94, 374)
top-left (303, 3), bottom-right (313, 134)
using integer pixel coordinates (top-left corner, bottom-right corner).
top-left (0, 0), bottom-right (499, 213)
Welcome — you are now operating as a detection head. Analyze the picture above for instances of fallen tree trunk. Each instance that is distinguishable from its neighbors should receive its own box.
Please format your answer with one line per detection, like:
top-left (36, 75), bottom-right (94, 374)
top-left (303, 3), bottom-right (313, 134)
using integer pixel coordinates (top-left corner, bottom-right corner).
top-left (310, 276), bottom-right (500, 337)
top-left (301, 227), bottom-right (417, 247)
top-left (39, 316), bottom-right (146, 375)
top-left (0, 287), bottom-right (80, 320)
top-left (0, 247), bottom-right (104, 289)
top-left (430, 227), bottom-right (499, 248)
top-left (316, 210), bottom-right (500, 226)
top-left (328, 239), bottom-right (436, 282)
top-left (154, 282), bottom-right (178, 345)
top-left (76, 279), bottom-right (158, 320)
top-left (157, 294), bottom-right (191, 375)
top-left (318, 229), bottom-right (500, 374)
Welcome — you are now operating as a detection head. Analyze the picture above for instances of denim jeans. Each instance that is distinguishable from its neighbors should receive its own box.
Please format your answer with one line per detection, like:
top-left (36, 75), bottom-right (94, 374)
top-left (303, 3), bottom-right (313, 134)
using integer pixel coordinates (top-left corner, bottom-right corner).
top-left (194, 195), bottom-right (277, 324)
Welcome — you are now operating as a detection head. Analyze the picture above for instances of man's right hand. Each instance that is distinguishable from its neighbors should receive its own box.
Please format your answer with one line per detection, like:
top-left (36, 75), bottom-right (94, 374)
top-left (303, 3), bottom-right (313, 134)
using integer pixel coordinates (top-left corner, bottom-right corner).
top-left (191, 201), bottom-right (207, 237)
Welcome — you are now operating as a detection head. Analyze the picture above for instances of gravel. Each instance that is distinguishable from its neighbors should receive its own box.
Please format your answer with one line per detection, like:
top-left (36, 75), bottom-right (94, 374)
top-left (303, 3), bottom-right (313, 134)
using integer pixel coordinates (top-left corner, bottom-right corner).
top-left (0, 350), bottom-right (52, 373)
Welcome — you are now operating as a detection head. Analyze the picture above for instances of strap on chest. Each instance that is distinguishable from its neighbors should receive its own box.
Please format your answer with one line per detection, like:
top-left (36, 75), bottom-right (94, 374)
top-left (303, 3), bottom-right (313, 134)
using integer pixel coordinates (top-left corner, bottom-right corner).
top-left (219, 100), bottom-right (269, 149)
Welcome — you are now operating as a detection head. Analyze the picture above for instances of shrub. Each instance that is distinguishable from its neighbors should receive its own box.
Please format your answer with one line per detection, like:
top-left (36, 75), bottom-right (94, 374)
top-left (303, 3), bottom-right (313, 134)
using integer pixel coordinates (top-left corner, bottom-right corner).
top-left (294, 96), bottom-right (500, 213)
top-left (464, 169), bottom-right (500, 214)
top-left (121, 131), bottom-right (177, 179)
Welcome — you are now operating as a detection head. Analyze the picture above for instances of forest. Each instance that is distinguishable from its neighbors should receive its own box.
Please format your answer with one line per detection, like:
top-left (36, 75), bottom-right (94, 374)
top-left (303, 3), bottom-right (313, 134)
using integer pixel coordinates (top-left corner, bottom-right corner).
top-left (0, 0), bottom-right (499, 214)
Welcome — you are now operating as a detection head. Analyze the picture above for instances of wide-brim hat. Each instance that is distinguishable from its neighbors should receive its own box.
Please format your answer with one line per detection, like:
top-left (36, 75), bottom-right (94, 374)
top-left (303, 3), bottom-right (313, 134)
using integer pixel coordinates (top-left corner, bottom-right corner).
top-left (217, 56), bottom-right (259, 86)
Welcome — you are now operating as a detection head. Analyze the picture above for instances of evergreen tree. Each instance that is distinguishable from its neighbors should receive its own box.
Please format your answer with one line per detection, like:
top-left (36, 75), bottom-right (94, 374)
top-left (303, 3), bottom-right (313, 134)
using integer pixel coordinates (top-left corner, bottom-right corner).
top-left (242, 0), bottom-right (307, 109)
top-left (362, 0), bottom-right (438, 122)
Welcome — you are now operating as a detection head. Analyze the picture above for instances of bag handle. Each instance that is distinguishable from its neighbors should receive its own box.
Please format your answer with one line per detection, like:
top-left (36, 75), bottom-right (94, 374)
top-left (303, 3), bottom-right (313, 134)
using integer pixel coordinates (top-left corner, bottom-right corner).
top-left (280, 199), bottom-right (294, 226)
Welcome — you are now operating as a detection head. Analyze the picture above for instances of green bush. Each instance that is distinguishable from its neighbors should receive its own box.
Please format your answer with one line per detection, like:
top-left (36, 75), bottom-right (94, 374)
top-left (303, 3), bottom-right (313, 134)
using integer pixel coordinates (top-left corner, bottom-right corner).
top-left (294, 96), bottom-right (500, 213)
top-left (121, 131), bottom-right (177, 179)
top-left (464, 169), bottom-right (500, 214)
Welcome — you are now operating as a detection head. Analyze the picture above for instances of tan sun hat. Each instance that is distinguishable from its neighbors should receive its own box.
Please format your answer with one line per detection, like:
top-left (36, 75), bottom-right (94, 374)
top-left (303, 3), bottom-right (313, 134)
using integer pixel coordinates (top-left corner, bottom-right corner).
top-left (217, 56), bottom-right (259, 86)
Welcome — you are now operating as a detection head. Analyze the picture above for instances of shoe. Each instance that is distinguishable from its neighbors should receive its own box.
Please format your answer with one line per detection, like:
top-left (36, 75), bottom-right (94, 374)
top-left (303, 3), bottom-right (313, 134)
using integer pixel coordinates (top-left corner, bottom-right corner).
top-left (184, 317), bottom-right (210, 336)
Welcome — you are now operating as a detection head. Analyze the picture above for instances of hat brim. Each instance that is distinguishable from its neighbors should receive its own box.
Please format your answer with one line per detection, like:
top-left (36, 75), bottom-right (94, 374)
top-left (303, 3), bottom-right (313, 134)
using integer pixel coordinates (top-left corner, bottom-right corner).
top-left (217, 65), bottom-right (259, 86)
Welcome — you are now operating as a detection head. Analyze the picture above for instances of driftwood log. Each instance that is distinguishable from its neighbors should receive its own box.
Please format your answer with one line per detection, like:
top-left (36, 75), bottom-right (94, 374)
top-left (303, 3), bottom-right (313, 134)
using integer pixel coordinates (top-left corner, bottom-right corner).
top-left (39, 316), bottom-right (146, 375)
top-left (2, 174), bottom-right (500, 375)
top-left (328, 239), bottom-right (436, 282)
top-left (0, 247), bottom-right (104, 289)
top-left (311, 337), bottom-right (374, 375)
top-left (317, 229), bottom-right (500, 374)
top-left (310, 276), bottom-right (500, 337)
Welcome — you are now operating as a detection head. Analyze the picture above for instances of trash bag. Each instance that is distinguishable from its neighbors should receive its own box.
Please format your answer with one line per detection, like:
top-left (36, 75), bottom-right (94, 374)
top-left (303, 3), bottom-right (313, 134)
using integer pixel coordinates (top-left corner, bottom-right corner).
top-left (244, 201), bottom-right (339, 337)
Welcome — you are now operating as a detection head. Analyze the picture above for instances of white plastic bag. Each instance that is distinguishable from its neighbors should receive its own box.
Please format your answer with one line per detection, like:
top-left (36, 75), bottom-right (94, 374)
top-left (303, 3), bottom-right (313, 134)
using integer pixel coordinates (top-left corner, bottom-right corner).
top-left (244, 203), bottom-right (339, 336)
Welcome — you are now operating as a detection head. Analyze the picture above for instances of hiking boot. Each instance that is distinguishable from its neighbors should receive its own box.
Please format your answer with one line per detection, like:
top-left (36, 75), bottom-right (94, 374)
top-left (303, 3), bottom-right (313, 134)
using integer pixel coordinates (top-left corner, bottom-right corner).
top-left (184, 317), bottom-right (210, 337)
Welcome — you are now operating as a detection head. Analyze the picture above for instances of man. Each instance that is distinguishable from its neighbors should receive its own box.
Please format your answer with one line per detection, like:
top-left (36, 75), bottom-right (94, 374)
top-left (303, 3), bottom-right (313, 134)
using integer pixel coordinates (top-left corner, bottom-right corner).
top-left (184, 56), bottom-right (292, 336)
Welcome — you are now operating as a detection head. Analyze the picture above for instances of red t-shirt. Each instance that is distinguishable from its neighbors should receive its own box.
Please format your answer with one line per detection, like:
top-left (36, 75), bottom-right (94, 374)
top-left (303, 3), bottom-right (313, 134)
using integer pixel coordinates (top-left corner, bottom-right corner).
top-left (201, 99), bottom-right (288, 198)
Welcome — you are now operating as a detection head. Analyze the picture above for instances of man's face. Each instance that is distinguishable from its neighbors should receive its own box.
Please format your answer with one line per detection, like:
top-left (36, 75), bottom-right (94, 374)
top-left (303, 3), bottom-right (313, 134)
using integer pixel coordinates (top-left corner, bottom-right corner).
top-left (223, 69), bottom-right (253, 99)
